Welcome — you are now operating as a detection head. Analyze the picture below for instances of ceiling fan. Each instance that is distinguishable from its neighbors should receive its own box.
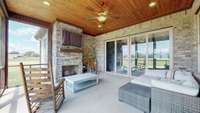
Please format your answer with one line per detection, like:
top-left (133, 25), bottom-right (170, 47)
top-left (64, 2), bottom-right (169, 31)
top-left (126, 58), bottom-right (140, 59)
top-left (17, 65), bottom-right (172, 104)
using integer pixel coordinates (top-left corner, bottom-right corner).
top-left (86, 0), bottom-right (120, 29)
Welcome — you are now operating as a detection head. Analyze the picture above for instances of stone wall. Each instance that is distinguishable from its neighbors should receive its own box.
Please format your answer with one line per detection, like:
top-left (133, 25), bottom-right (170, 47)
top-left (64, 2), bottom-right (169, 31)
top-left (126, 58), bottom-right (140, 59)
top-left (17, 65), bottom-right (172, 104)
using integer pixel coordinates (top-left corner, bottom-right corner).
top-left (52, 21), bottom-right (83, 83)
top-left (83, 1), bottom-right (200, 79)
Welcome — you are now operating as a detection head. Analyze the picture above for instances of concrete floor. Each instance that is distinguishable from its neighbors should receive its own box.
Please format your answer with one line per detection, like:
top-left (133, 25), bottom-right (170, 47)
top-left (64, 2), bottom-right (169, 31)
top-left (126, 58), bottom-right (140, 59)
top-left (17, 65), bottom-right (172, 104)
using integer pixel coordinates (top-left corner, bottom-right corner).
top-left (0, 73), bottom-right (143, 113)
top-left (0, 86), bottom-right (28, 113)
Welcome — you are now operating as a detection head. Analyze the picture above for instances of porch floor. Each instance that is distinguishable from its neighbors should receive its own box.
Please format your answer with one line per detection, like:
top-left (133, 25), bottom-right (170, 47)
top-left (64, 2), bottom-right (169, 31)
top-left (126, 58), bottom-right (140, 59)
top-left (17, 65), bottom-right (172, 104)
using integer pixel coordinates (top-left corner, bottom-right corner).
top-left (0, 73), bottom-right (143, 113)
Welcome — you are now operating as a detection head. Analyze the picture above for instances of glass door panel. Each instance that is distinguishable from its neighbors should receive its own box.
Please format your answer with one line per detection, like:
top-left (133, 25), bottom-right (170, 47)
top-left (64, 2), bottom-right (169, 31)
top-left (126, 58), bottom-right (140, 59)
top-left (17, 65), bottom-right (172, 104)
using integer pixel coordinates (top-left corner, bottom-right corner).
top-left (106, 41), bottom-right (115, 72)
top-left (148, 31), bottom-right (170, 69)
top-left (131, 35), bottom-right (146, 76)
top-left (116, 39), bottom-right (128, 75)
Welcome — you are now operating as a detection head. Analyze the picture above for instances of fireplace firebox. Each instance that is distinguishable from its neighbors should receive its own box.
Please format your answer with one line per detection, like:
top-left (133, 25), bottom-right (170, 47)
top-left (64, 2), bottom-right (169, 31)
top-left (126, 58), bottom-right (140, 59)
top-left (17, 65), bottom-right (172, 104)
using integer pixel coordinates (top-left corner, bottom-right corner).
top-left (62, 65), bottom-right (78, 77)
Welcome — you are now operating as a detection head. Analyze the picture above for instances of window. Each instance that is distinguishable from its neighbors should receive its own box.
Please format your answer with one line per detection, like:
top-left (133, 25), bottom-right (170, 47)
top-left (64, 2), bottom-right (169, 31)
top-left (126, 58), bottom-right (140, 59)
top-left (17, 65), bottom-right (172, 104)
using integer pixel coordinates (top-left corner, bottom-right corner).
top-left (148, 31), bottom-right (170, 69)
top-left (105, 28), bottom-right (172, 76)
top-left (116, 39), bottom-right (128, 74)
top-left (131, 35), bottom-right (146, 76)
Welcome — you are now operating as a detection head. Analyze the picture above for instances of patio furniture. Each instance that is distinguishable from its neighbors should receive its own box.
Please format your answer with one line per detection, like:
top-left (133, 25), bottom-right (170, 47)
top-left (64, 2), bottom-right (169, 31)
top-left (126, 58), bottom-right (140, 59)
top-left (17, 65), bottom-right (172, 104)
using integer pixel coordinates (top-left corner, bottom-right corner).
top-left (131, 69), bottom-right (168, 87)
top-left (119, 83), bottom-right (151, 113)
top-left (151, 70), bottom-right (200, 113)
top-left (151, 87), bottom-right (200, 113)
top-left (19, 63), bottom-right (65, 113)
top-left (124, 69), bottom-right (200, 113)
top-left (64, 73), bottom-right (98, 93)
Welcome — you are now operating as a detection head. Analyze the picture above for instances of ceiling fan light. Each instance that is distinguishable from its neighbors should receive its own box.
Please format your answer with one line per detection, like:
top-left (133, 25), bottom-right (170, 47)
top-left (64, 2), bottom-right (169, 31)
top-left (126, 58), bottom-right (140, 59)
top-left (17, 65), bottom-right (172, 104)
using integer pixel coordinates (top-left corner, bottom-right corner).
top-left (97, 16), bottom-right (107, 22)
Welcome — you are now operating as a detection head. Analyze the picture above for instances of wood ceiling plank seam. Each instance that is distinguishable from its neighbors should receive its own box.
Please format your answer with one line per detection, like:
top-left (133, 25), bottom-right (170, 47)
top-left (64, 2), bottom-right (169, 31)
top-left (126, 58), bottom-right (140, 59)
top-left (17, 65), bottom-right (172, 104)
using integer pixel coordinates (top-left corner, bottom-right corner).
top-left (53, 0), bottom-right (90, 21)
top-left (116, 0), bottom-right (136, 18)
top-left (156, 0), bottom-right (164, 15)
top-left (128, 1), bottom-right (149, 20)
top-left (56, 5), bottom-right (96, 26)
top-left (125, 0), bottom-right (138, 17)
top-left (89, 0), bottom-right (102, 12)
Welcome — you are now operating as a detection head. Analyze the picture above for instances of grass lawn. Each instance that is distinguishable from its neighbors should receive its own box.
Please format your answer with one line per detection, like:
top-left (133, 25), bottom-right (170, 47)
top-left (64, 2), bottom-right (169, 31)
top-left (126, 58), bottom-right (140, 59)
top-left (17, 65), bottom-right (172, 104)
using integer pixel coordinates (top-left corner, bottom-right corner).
top-left (8, 56), bottom-right (40, 87)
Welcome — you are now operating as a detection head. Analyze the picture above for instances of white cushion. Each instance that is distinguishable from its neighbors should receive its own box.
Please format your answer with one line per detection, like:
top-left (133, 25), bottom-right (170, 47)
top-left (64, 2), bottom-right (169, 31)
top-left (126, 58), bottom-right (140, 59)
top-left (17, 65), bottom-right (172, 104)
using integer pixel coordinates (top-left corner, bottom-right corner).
top-left (144, 70), bottom-right (167, 78)
top-left (165, 70), bottom-right (174, 80)
top-left (131, 76), bottom-right (160, 87)
top-left (174, 70), bottom-right (199, 89)
top-left (152, 79), bottom-right (199, 96)
top-left (131, 70), bottom-right (199, 96)
top-left (174, 70), bottom-right (192, 80)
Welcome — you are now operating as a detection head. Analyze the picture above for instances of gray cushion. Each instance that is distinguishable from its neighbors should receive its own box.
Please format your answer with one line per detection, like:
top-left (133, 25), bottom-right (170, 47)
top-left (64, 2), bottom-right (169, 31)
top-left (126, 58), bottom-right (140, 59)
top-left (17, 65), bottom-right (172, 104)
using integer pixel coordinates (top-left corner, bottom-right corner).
top-left (119, 83), bottom-right (151, 113)
top-left (120, 83), bottom-right (151, 97)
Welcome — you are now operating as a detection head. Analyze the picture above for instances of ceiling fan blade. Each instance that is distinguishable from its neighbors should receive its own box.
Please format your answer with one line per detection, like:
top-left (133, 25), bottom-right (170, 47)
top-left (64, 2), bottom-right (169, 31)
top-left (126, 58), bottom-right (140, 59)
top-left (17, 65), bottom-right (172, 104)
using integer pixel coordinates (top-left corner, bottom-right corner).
top-left (95, 0), bottom-right (105, 7)
top-left (95, 0), bottom-right (113, 12)
top-left (108, 15), bottom-right (120, 19)
top-left (86, 6), bottom-right (98, 13)
top-left (86, 17), bottom-right (97, 21)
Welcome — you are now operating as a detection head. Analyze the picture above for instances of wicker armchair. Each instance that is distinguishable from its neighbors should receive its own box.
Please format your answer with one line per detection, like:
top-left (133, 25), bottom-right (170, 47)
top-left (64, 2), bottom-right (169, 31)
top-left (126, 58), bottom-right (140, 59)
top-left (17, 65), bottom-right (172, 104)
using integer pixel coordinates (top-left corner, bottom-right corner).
top-left (19, 63), bottom-right (65, 113)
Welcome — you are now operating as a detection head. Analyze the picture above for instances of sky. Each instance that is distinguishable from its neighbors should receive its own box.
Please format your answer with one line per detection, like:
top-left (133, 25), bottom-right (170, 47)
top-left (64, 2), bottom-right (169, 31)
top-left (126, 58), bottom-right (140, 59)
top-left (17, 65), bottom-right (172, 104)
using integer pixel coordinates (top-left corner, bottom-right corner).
top-left (8, 20), bottom-right (40, 54)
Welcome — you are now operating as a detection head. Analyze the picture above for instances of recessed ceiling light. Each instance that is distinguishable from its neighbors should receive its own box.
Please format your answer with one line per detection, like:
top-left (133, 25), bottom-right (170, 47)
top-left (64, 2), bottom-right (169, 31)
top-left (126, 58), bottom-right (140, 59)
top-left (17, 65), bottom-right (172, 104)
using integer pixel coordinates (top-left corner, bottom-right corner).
top-left (43, 1), bottom-right (50, 6)
top-left (149, 1), bottom-right (157, 8)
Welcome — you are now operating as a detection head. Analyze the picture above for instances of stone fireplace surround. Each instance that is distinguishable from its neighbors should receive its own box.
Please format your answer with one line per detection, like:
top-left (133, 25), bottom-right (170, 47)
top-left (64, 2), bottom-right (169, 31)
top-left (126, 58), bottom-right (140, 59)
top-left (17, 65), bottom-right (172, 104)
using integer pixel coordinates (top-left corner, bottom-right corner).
top-left (52, 21), bottom-right (83, 83)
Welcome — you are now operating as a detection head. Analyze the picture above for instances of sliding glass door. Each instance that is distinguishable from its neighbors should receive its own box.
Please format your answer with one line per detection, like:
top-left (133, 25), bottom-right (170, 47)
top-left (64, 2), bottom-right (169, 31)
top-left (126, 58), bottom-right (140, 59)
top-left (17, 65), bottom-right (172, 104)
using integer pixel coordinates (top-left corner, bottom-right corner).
top-left (116, 39), bottom-right (128, 74)
top-left (148, 31), bottom-right (170, 69)
top-left (106, 41), bottom-right (115, 72)
top-left (105, 29), bottom-right (171, 77)
top-left (131, 35), bottom-right (146, 76)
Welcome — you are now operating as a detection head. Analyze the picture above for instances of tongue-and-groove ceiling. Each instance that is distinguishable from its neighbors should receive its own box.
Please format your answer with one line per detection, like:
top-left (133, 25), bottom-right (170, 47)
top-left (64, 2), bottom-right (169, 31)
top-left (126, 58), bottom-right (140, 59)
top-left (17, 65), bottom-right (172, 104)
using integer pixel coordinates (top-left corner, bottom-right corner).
top-left (6, 0), bottom-right (194, 36)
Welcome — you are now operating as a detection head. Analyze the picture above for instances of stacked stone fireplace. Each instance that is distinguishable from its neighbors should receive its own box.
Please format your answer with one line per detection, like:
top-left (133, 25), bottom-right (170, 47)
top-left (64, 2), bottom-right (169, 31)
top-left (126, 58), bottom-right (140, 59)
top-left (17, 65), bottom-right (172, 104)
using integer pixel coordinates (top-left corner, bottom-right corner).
top-left (52, 21), bottom-right (83, 82)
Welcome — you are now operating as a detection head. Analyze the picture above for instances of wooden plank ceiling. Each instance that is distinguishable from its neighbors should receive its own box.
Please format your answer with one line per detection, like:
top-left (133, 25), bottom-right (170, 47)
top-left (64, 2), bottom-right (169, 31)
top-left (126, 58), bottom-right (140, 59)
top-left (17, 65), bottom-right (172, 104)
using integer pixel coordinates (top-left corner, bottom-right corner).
top-left (6, 0), bottom-right (194, 36)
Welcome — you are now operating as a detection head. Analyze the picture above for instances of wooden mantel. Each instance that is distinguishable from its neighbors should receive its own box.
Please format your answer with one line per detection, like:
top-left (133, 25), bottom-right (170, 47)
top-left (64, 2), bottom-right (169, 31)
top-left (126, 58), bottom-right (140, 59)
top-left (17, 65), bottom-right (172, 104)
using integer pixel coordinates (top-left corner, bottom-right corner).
top-left (59, 47), bottom-right (82, 53)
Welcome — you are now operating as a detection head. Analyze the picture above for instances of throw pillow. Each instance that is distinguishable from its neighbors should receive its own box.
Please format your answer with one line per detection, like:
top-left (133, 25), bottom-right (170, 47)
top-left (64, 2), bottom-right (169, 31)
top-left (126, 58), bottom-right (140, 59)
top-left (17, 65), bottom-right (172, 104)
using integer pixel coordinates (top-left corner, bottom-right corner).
top-left (165, 70), bottom-right (175, 80)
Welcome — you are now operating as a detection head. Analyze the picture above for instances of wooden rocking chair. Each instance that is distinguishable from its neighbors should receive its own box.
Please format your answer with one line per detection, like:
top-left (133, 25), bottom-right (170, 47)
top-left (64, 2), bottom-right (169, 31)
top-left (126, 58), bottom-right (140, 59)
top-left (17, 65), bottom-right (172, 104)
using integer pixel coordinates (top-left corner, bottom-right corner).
top-left (19, 63), bottom-right (65, 113)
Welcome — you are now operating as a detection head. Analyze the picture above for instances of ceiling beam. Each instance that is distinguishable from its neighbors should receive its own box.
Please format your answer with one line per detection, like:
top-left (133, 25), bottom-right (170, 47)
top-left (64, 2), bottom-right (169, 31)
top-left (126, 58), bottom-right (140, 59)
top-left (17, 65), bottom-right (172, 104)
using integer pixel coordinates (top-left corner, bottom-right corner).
top-left (8, 11), bottom-right (51, 28)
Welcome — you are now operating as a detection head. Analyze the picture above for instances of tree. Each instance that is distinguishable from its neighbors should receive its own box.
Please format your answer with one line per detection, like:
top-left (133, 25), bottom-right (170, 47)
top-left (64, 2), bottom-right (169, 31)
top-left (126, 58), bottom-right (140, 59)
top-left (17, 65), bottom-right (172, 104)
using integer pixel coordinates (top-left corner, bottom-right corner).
top-left (9, 51), bottom-right (20, 54)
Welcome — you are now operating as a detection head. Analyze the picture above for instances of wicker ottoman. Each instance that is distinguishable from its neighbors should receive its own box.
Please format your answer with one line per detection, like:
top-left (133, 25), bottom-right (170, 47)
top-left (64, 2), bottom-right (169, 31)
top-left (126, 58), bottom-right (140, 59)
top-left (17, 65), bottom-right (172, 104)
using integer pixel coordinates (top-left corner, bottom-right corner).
top-left (119, 83), bottom-right (151, 113)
